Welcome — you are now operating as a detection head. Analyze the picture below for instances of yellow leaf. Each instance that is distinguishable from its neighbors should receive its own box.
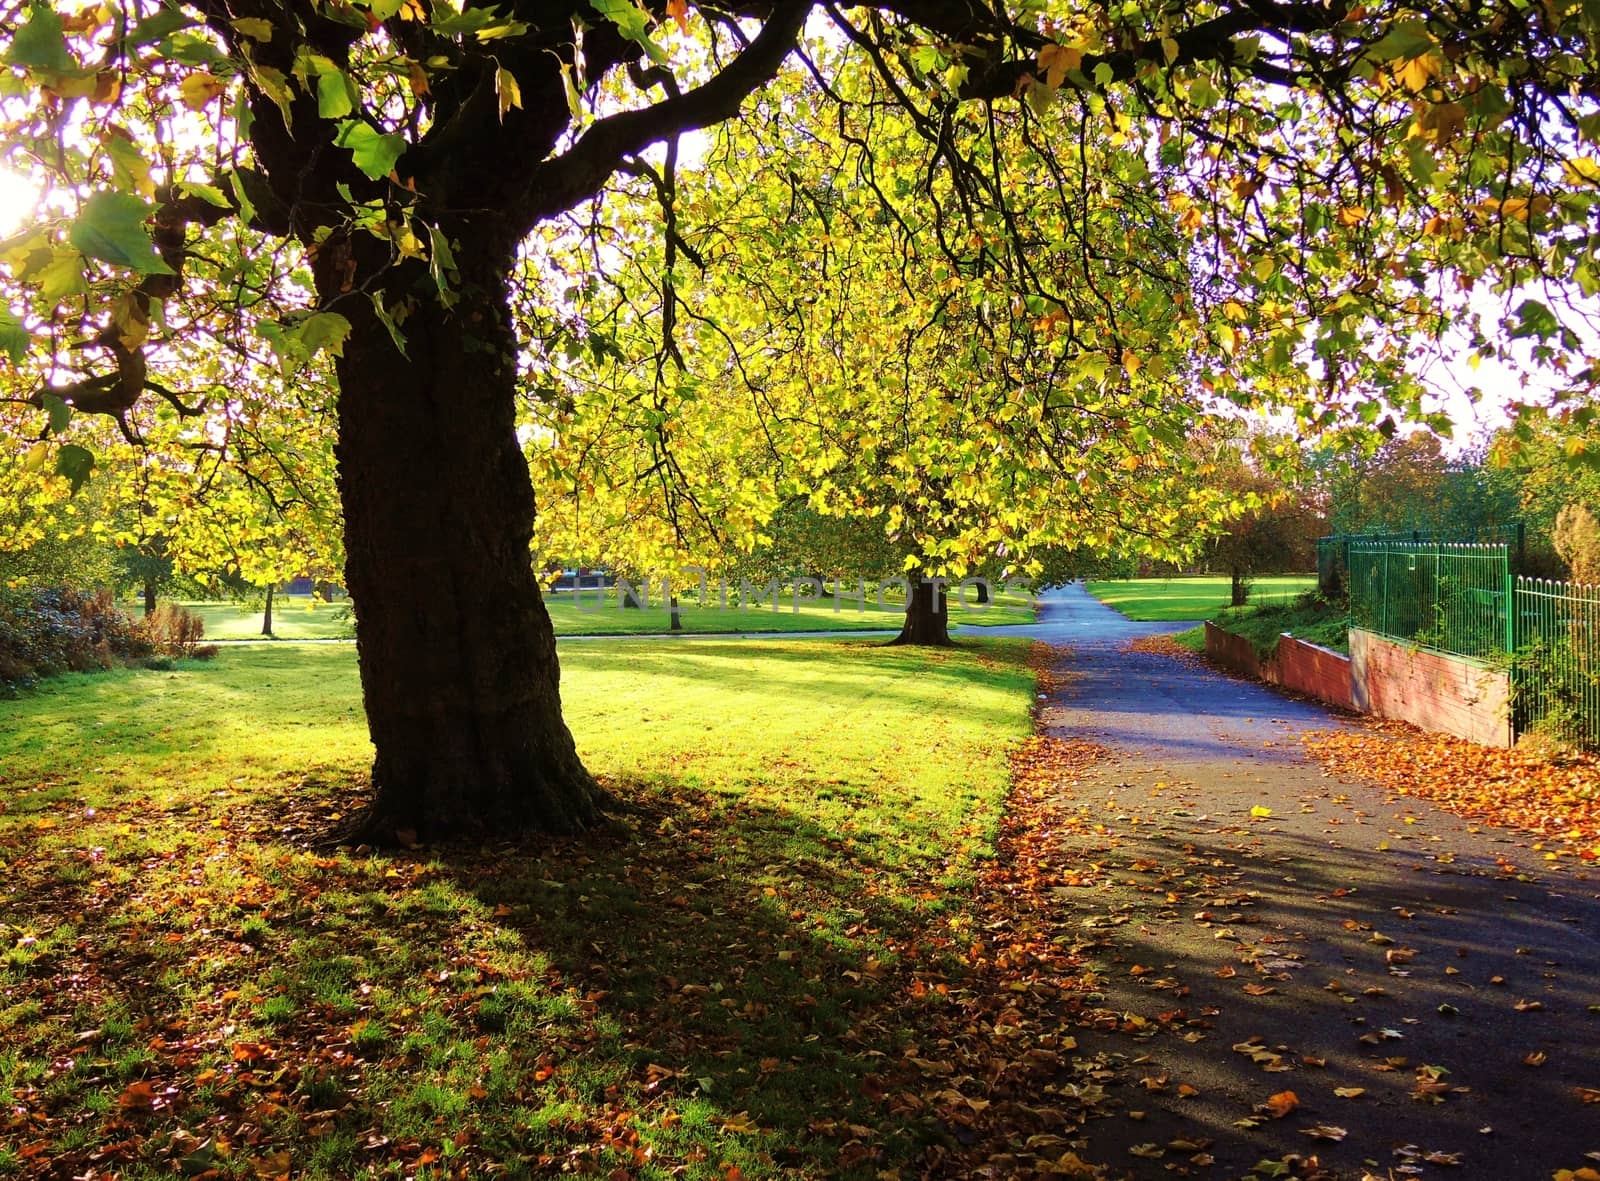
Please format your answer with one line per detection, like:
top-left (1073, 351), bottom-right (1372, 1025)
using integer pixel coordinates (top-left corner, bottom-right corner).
top-left (1337, 205), bottom-right (1369, 227)
top-left (1120, 348), bottom-right (1142, 375)
top-left (1250, 805), bottom-right (1273, 818)
top-left (179, 72), bottom-right (226, 110)
top-left (1161, 36), bottom-right (1179, 65)
top-left (1395, 52), bottom-right (1444, 92)
top-left (1563, 156), bottom-right (1600, 186)
top-left (24, 440), bottom-right (50, 472)
top-left (496, 65), bottom-right (522, 121)
top-left (1253, 256), bottom-right (1275, 282)
top-left (1037, 43), bottom-right (1082, 89)
top-left (1119, 454), bottom-right (1141, 472)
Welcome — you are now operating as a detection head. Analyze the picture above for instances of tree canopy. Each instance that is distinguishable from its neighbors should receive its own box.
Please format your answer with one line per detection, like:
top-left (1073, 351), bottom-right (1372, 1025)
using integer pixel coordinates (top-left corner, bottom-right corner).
top-left (2, 0), bottom-right (1598, 836)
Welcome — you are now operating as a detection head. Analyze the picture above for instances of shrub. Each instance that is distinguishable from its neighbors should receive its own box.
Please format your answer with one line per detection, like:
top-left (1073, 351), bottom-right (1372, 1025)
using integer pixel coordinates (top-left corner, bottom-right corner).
top-left (0, 587), bottom-right (175, 694)
top-left (135, 602), bottom-right (206, 658)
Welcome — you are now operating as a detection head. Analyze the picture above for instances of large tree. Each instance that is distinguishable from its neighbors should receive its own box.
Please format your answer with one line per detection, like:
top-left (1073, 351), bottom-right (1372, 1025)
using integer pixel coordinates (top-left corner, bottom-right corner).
top-left (3, 0), bottom-right (1597, 839)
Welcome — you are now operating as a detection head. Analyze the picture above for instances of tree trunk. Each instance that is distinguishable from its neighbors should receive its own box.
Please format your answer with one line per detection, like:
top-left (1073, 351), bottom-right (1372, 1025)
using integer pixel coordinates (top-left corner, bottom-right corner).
top-left (261, 584), bottom-right (274, 637)
top-left (326, 228), bottom-right (603, 843)
top-left (142, 577), bottom-right (156, 618)
top-left (973, 580), bottom-right (990, 604)
top-left (1230, 570), bottom-right (1251, 606)
top-left (892, 578), bottom-right (952, 646)
top-left (670, 594), bottom-right (682, 632)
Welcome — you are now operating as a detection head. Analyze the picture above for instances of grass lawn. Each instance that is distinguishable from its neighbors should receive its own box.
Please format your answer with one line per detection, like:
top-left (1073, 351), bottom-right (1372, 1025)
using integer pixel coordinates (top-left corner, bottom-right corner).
top-left (131, 597), bottom-right (354, 641)
top-left (0, 637), bottom-right (1035, 1179)
top-left (158, 587), bottom-right (1035, 642)
top-left (1085, 573), bottom-right (1317, 621)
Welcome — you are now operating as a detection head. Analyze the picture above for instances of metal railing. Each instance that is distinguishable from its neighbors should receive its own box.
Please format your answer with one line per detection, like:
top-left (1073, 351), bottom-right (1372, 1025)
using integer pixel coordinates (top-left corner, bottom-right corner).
top-left (1347, 540), bottom-right (1512, 661)
top-left (1317, 524), bottom-right (1523, 595)
top-left (1512, 577), bottom-right (1600, 750)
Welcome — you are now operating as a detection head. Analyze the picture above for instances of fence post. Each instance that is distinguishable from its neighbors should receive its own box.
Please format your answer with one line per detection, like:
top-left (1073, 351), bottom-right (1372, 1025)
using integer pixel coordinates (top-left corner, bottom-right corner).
top-left (1504, 568), bottom-right (1516, 657)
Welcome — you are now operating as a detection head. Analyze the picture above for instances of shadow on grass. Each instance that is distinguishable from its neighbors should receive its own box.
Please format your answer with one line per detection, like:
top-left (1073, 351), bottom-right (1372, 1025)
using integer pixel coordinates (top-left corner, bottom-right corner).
top-left (0, 773), bottom-right (980, 1180)
top-left (426, 777), bottom-right (971, 1173)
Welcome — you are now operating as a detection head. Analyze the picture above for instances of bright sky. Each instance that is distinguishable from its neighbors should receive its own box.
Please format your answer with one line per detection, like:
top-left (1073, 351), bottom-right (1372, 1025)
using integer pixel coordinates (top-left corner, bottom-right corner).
top-left (0, 167), bottom-right (36, 235)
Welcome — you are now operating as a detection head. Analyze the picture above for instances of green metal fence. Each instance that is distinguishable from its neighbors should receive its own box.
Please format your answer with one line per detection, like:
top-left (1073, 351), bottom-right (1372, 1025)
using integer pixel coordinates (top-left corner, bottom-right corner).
top-left (1317, 524), bottom-right (1523, 595)
top-left (1347, 540), bottom-right (1512, 660)
top-left (1512, 577), bottom-right (1600, 749)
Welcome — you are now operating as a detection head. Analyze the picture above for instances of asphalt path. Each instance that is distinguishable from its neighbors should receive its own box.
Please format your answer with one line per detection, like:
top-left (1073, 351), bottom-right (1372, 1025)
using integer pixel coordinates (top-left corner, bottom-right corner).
top-left (1008, 585), bottom-right (1600, 1180)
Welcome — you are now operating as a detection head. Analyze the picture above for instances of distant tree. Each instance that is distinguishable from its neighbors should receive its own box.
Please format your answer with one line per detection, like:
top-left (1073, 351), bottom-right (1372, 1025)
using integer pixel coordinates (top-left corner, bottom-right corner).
top-left (1554, 504), bottom-right (1600, 585)
top-left (1201, 439), bottom-right (1324, 605)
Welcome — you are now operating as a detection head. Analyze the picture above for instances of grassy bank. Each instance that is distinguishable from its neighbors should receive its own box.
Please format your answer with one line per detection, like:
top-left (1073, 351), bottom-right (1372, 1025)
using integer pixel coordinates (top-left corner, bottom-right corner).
top-left (0, 637), bottom-right (1034, 1179)
top-left (1167, 593), bottom-right (1350, 658)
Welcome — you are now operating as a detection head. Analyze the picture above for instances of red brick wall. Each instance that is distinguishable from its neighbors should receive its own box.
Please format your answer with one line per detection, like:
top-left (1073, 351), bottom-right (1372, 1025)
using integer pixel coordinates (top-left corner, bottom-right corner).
top-left (1204, 623), bottom-right (1262, 679)
top-left (1350, 629), bottom-right (1513, 748)
top-left (1275, 636), bottom-right (1355, 710)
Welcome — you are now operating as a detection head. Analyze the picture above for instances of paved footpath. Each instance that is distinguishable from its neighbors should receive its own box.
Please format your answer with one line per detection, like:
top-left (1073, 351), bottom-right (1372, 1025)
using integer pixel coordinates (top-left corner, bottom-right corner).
top-left (990, 585), bottom-right (1600, 1180)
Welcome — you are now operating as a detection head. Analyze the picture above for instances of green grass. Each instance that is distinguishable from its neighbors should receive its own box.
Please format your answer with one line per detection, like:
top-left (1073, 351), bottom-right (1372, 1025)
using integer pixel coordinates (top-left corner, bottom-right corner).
top-left (0, 636), bottom-right (1035, 1179)
top-left (1170, 592), bottom-right (1350, 659)
top-left (131, 596), bottom-right (354, 641)
top-left (151, 587), bottom-right (1034, 642)
top-left (543, 585), bottom-right (1034, 635)
top-left (1085, 573), bottom-right (1317, 621)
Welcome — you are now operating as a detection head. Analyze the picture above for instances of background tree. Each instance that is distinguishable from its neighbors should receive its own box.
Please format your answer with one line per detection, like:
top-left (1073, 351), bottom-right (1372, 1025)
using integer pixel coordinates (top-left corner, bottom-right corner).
top-left (1200, 435), bottom-right (1325, 606)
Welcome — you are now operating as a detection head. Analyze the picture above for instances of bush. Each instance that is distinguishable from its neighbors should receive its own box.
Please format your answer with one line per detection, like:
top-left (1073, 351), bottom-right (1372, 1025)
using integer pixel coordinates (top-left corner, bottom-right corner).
top-left (135, 602), bottom-right (206, 658)
top-left (0, 587), bottom-right (180, 694)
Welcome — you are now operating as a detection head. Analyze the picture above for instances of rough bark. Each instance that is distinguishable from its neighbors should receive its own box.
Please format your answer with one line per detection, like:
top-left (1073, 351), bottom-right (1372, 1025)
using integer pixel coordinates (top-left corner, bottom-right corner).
top-left (892, 578), bottom-right (953, 646)
top-left (142, 578), bottom-right (156, 618)
top-left (261, 584), bottom-right (274, 637)
top-left (326, 227), bottom-right (603, 842)
top-left (670, 594), bottom-right (682, 632)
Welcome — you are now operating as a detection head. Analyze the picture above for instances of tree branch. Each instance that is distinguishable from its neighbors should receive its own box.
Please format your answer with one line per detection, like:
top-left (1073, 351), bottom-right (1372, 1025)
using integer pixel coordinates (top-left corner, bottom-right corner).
top-left (519, 0), bottom-right (812, 228)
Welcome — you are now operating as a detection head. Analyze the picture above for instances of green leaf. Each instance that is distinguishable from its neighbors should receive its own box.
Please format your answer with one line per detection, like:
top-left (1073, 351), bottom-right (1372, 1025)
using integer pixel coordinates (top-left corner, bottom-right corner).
top-left (41, 393), bottom-right (71, 434)
top-left (430, 6), bottom-right (528, 38)
top-left (163, 30), bottom-right (225, 66)
top-left (370, 293), bottom-right (408, 356)
top-left (126, 4), bottom-right (192, 46)
top-left (0, 309), bottom-right (26, 362)
top-left (227, 169), bottom-right (257, 225)
top-left (6, 3), bottom-right (76, 74)
top-left (317, 68), bottom-right (358, 119)
top-left (105, 135), bottom-right (154, 197)
top-left (55, 444), bottom-right (96, 493)
top-left (38, 250), bottom-right (87, 301)
top-left (335, 120), bottom-right (406, 180)
top-left (1510, 298), bottom-right (1560, 341)
top-left (176, 180), bottom-right (232, 208)
top-left (427, 224), bottom-right (459, 304)
top-left (68, 192), bottom-right (175, 275)
top-left (298, 311), bottom-right (352, 357)
top-left (231, 17), bottom-right (276, 41)
top-left (1367, 20), bottom-right (1437, 62)
top-left (589, 0), bottom-right (667, 59)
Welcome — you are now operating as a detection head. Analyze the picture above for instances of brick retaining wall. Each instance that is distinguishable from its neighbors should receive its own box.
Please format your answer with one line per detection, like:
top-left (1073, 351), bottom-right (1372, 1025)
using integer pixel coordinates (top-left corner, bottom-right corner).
top-left (1349, 629), bottom-right (1512, 748)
